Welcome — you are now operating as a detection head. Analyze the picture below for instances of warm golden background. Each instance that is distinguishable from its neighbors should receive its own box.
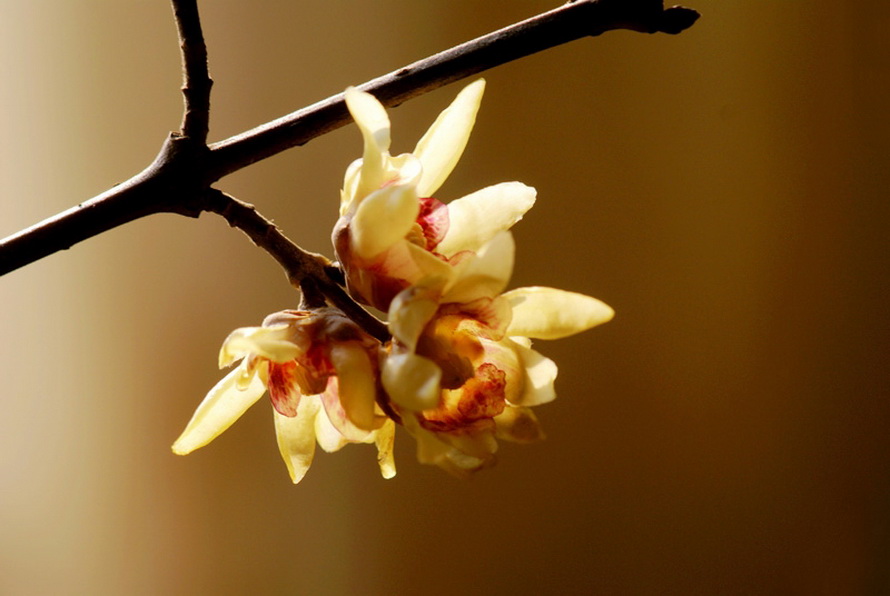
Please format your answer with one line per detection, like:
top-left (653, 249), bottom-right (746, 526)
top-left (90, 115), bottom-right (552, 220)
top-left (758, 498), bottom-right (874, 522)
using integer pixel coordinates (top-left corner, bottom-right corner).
top-left (2, 1), bottom-right (888, 594)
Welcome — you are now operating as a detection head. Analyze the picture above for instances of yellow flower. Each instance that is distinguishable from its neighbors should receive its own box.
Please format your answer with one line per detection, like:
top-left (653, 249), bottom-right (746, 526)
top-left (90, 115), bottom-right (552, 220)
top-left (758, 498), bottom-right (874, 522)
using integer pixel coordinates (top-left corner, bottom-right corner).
top-left (383, 266), bottom-right (614, 475)
top-left (172, 308), bottom-right (395, 484)
top-left (332, 80), bottom-right (614, 475)
top-left (331, 78), bottom-right (536, 312)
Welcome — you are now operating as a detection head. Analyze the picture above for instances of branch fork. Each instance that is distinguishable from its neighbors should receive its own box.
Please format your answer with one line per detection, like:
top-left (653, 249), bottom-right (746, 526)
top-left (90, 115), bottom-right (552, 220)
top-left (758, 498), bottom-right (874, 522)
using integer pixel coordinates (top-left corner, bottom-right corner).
top-left (0, 0), bottom-right (698, 340)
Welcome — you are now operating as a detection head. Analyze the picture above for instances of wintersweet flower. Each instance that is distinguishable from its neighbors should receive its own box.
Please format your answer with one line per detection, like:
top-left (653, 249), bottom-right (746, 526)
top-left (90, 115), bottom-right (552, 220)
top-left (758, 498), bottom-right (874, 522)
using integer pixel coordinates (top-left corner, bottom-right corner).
top-left (172, 308), bottom-right (395, 484)
top-left (331, 78), bottom-right (536, 312)
top-left (332, 80), bottom-right (613, 474)
top-left (383, 250), bottom-right (614, 475)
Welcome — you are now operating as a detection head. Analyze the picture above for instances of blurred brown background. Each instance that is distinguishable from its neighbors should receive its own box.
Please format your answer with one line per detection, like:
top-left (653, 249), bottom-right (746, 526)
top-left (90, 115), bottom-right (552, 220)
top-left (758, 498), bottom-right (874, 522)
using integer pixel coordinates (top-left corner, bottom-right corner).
top-left (1, 1), bottom-right (888, 594)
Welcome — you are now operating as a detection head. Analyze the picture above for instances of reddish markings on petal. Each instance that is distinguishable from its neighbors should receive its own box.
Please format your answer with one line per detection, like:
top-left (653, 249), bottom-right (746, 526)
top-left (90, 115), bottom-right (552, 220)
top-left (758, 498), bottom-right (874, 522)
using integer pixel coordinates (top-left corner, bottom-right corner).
top-left (438, 297), bottom-right (510, 341)
top-left (268, 361), bottom-right (301, 417)
top-left (296, 344), bottom-right (335, 395)
top-left (416, 315), bottom-right (480, 390)
top-left (417, 197), bottom-right (449, 251)
top-left (420, 362), bottom-right (506, 433)
top-left (457, 362), bottom-right (507, 420)
top-left (445, 249), bottom-right (474, 267)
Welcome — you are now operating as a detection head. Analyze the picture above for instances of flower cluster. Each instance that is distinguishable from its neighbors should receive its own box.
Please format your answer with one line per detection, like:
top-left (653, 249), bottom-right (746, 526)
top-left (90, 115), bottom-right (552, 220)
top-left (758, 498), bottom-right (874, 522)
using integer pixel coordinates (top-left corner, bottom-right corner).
top-left (173, 80), bottom-right (613, 482)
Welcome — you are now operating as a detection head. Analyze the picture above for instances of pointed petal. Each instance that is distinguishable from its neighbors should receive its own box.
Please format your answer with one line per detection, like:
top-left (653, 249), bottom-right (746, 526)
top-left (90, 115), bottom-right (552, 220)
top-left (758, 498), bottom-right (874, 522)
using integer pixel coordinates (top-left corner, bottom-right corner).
top-left (413, 79), bottom-right (485, 197)
top-left (503, 286), bottom-right (614, 340)
top-left (382, 351), bottom-right (441, 411)
top-left (436, 182), bottom-right (536, 256)
top-left (329, 342), bottom-right (378, 431)
top-left (172, 366), bottom-right (266, 455)
top-left (273, 399), bottom-right (320, 484)
top-left (351, 185), bottom-right (419, 259)
top-left (345, 86), bottom-right (391, 200)
top-left (375, 419), bottom-right (397, 479)
top-left (444, 230), bottom-right (515, 304)
top-left (509, 340), bottom-right (558, 406)
top-left (219, 325), bottom-right (299, 367)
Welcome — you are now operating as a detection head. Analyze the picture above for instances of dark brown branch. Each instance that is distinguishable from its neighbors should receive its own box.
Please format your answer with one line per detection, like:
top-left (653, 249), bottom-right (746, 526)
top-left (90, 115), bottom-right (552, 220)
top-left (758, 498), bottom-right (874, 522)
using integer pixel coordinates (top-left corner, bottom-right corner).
top-left (172, 0), bottom-right (212, 143)
top-left (0, 0), bottom-right (698, 277)
top-left (0, 135), bottom-right (204, 275)
top-left (207, 0), bottom-right (699, 178)
top-left (205, 190), bottom-right (391, 342)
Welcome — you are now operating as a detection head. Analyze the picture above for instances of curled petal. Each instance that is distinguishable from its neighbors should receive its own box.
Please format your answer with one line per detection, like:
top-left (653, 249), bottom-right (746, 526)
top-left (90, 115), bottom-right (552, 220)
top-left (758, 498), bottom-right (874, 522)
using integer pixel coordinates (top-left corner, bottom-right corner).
top-left (503, 286), bottom-right (615, 340)
top-left (351, 184), bottom-right (420, 259)
top-left (509, 338), bottom-right (558, 406)
top-left (219, 325), bottom-right (299, 367)
top-left (319, 378), bottom-right (374, 444)
top-left (437, 428), bottom-right (499, 462)
top-left (436, 182), bottom-right (536, 257)
top-left (345, 86), bottom-right (391, 201)
top-left (444, 230), bottom-right (515, 304)
top-left (402, 414), bottom-right (451, 465)
top-left (172, 366), bottom-right (267, 455)
top-left (329, 342), bottom-right (378, 431)
top-left (382, 351), bottom-right (442, 411)
top-left (417, 197), bottom-right (450, 251)
top-left (388, 283), bottom-right (442, 350)
top-left (273, 399), bottom-right (321, 484)
top-left (345, 239), bottom-right (453, 310)
top-left (413, 79), bottom-right (485, 197)
top-left (402, 415), bottom-right (491, 477)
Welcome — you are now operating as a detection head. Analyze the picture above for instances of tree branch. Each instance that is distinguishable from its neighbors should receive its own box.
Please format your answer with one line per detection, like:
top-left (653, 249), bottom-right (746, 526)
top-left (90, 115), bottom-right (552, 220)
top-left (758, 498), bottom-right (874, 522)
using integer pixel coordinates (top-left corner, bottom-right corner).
top-left (172, 0), bottom-right (212, 144)
top-left (0, 0), bottom-right (698, 277)
top-left (207, 0), bottom-right (699, 178)
top-left (205, 190), bottom-right (391, 342)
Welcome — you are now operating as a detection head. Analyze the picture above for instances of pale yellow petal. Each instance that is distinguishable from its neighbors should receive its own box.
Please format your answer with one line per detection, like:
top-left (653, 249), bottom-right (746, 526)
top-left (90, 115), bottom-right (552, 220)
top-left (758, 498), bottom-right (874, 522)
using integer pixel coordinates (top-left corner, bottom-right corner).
top-left (219, 324), bottom-right (299, 367)
top-left (273, 399), bottom-right (320, 484)
top-left (351, 185), bottom-right (419, 259)
top-left (503, 286), bottom-right (614, 340)
top-left (402, 414), bottom-right (450, 465)
top-left (509, 340), bottom-right (558, 406)
top-left (388, 284), bottom-right (441, 349)
top-left (340, 159), bottom-right (364, 215)
top-left (436, 182), bottom-right (536, 256)
top-left (318, 378), bottom-right (375, 444)
top-left (314, 403), bottom-right (351, 453)
top-left (329, 342), bottom-right (378, 431)
top-left (413, 79), bottom-right (485, 197)
top-left (171, 367), bottom-right (267, 455)
top-left (437, 428), bottom-right (499, 462)
top-left (382, 351), bottom-right (441, 411)
top-left (374, 419), bottom-right (397, 479)
top-left (444, 230), bottom-right (515, 304)
top-left (345, 86), bottom-right (391, 200)
top-left (366, 239), bottom-right (453, 292)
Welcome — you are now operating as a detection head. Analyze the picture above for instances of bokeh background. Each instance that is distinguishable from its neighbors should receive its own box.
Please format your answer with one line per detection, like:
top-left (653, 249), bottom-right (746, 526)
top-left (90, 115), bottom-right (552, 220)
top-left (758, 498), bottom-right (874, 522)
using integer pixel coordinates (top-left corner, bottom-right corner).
top-left (2, 1), bottom-right (888, 594)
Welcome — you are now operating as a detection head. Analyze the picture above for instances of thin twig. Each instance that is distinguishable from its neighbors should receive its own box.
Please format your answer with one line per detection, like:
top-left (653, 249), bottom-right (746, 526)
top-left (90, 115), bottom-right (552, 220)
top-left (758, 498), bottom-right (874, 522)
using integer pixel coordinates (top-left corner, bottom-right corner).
top-left (205, 190), bottom-right (391, 342)
top-left (172, 0), bottom-right (212, 144)
top-left (0, 0), bottom-right (698, 277)
top-left (207, 0), bottom-right (699, 178)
